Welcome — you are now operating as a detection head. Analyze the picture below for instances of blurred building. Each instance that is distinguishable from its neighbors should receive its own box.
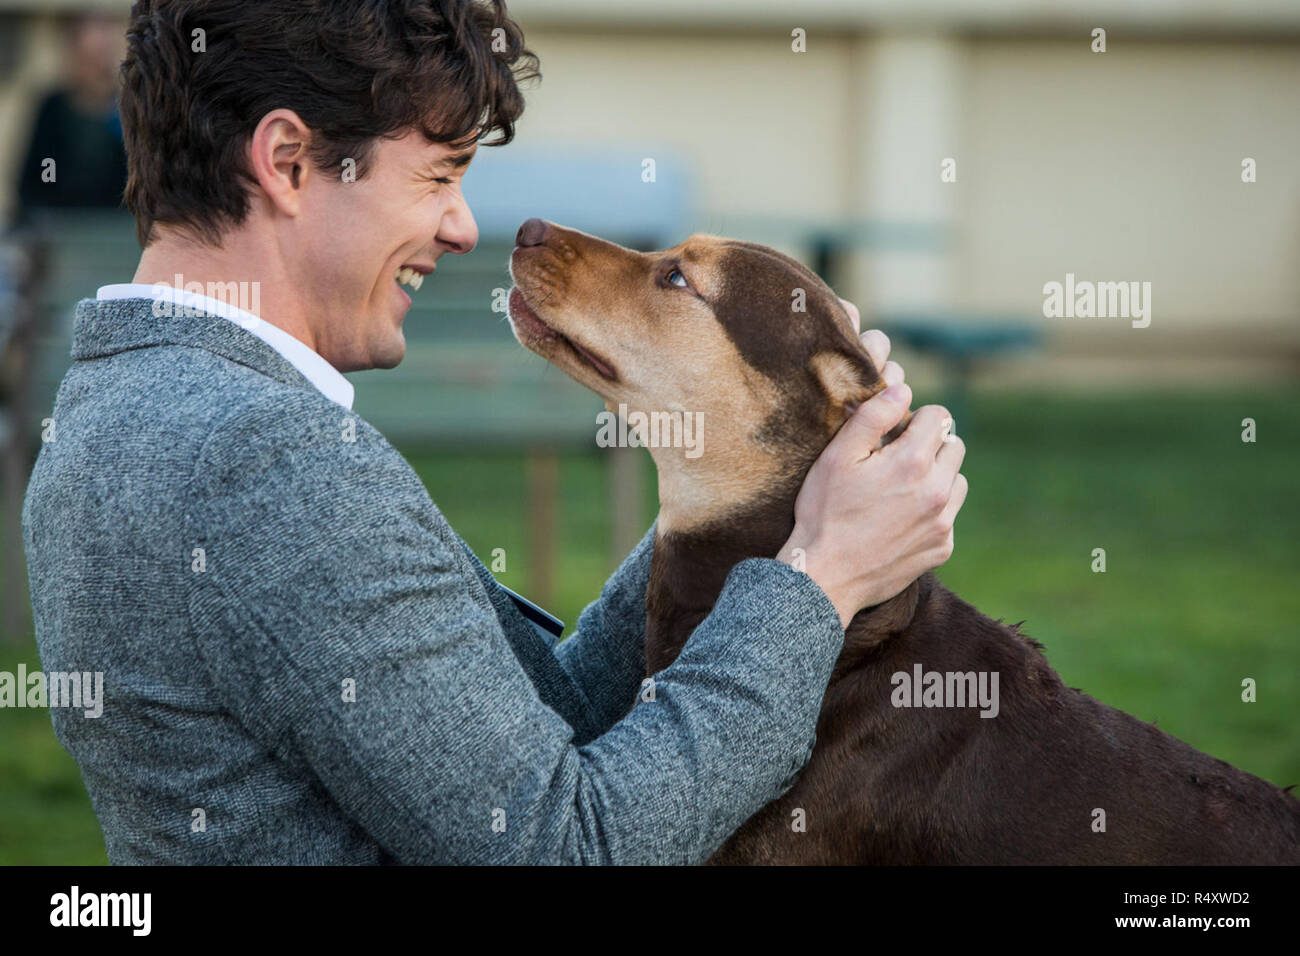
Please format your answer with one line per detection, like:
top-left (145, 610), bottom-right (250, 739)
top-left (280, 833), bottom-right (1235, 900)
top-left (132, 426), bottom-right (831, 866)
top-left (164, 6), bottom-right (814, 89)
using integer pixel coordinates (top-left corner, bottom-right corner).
top-left (501, 0), bottom-right (1300, 387)
top-left (1, 0), bottom-right (1297, 389)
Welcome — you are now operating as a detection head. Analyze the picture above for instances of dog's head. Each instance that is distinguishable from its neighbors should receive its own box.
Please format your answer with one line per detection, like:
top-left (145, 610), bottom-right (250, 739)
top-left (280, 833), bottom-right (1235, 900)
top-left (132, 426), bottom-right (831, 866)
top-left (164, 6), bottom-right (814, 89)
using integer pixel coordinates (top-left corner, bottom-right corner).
top-left (507, 219), bottom-right (892, 529)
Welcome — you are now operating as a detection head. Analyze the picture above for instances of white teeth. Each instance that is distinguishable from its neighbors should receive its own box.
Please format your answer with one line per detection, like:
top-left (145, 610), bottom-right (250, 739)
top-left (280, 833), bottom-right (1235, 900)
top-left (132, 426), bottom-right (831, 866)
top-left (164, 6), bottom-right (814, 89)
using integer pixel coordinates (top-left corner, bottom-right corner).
top-left (394, 266), bottom-right (429, 293)
top-left (394, 267), bottom-right (425, 293)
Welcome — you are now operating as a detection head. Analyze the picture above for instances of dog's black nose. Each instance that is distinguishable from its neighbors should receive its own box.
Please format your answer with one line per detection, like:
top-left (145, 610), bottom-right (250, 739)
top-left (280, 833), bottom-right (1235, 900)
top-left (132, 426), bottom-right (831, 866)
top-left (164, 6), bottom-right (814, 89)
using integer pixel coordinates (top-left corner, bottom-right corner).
top-left (516, 218), bottom-right (550, 247)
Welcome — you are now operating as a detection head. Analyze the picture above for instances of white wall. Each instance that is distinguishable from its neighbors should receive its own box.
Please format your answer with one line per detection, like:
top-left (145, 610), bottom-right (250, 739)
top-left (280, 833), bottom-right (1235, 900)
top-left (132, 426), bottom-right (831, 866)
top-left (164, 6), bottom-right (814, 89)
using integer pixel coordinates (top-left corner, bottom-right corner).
top-left (3, 3), bottom-right (1296, 366)
top-left (959, 38), bottom-right (1300, 328)
top-left (508, 24), bottom-right (1300, 352)
top-left (509, 29), bottom-right (855, 223)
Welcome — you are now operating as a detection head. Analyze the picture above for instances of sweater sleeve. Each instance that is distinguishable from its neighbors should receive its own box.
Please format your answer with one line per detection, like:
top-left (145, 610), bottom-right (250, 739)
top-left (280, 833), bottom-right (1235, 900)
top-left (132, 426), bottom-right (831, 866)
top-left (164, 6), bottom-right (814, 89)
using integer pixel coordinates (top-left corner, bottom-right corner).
top-left (183, 399), bottom-right (844, 864)
top-left (447, 518), bottom-right (657, 741)
top-left (552, 518), bottom-right (657, 733)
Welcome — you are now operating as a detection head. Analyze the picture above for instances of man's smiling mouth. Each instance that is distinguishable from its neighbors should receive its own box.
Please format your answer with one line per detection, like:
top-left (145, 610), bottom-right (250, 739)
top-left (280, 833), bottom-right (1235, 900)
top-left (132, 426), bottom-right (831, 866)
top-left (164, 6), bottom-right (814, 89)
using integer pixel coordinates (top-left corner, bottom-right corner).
top-left (507, 286), bottom-right (618, 381)
top-left (395, 263), bottom-right (433, 293)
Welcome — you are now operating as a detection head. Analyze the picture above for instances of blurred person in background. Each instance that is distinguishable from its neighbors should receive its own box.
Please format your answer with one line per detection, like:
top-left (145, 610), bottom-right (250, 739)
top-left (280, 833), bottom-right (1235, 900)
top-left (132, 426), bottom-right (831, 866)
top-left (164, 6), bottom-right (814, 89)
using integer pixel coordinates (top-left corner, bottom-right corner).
top-left (14, 12), bottom-right (128, 220)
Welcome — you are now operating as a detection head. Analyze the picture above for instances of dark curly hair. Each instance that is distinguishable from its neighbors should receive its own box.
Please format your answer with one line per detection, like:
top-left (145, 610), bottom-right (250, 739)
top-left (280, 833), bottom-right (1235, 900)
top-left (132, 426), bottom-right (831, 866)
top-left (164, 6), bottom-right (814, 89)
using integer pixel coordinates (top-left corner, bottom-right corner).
top-left (120, 0), bottom-right (539, 246)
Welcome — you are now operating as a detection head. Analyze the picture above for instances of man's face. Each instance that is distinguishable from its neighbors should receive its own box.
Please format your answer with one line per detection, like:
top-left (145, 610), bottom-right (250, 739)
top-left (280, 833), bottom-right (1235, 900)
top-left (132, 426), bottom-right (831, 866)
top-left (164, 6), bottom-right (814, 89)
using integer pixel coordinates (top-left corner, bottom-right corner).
top-left (293, 129), bottom-right (479, 372)
top-left (68, 17), bottom-right (127, 108)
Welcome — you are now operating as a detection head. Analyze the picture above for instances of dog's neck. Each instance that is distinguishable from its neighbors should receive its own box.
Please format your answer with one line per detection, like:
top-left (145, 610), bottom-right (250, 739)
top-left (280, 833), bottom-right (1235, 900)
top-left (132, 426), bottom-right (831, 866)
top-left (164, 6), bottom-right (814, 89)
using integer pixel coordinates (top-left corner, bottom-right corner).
top-left (626, 383), bottom-right (791, 538)
top-left (645, 449), bottom-right (925, 676)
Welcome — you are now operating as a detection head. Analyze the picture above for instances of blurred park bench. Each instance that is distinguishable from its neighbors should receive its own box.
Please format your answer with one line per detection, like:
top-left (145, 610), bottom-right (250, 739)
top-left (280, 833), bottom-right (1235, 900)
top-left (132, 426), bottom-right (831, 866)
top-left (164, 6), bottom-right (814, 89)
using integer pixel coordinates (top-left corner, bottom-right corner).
top-left (1, 150), bottom-right (1043, 625)
top-left (879, 315), bottom-right (1042, 432)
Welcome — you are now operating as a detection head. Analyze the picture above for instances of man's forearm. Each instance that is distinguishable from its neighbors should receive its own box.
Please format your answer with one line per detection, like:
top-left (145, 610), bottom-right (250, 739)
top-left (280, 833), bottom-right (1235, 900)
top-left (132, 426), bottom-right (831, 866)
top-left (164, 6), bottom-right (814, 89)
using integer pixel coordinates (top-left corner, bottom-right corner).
top-left (452, 520), bottom-right (656, 741)
top-left (552, 520), bottom-right (658, 734)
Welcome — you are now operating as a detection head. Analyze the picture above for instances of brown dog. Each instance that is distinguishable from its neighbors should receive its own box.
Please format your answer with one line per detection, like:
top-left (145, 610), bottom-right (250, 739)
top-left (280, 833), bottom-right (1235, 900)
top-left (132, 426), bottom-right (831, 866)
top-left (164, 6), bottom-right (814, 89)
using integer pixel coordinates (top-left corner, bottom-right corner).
top-left (506, 217), bottom-right (1300, 864)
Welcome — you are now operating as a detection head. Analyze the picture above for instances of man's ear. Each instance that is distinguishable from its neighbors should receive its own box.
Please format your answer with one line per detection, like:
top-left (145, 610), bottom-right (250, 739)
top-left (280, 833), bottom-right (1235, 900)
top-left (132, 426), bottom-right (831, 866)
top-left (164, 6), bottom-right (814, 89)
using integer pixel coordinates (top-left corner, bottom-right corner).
top-left (248, 108), bottom-right (313, 218)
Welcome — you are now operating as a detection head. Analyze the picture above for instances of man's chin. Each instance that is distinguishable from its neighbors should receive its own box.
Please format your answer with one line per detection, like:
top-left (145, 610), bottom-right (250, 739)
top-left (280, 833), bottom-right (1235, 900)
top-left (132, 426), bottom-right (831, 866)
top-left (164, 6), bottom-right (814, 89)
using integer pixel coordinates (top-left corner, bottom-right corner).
top-left (370, 336), bottom-right (406, 370)
top-left (332, 334), bottom-right (405, 373)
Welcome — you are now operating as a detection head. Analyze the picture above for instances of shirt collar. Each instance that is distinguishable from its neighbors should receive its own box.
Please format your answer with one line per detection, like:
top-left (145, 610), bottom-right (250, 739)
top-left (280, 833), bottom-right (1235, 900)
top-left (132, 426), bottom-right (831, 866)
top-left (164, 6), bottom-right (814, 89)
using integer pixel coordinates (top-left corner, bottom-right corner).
top-left (96, 283), bottom-right (354, 410)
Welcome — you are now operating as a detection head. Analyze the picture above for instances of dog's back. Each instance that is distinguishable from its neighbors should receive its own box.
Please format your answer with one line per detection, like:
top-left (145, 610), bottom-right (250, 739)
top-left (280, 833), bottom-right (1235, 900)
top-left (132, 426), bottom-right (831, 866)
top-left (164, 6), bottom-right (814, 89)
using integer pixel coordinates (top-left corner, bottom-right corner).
top-left (709, 578), bottom-right (1300, 864)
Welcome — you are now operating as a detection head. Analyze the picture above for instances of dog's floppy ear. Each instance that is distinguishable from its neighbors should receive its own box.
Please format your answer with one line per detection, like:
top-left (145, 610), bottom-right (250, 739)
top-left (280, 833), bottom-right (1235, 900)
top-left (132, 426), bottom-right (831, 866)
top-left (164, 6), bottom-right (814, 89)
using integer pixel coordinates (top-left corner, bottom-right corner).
top-left (810, 349), bottom-right (886, 414)
top-left (810, 349), bottom-right (910, 444)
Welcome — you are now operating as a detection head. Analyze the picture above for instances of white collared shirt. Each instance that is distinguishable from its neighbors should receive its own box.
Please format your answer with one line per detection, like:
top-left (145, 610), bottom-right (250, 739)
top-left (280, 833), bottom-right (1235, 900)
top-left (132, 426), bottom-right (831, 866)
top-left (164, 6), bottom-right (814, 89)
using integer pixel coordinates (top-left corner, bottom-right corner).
top-left (96, 283), bottom-right (354, 409)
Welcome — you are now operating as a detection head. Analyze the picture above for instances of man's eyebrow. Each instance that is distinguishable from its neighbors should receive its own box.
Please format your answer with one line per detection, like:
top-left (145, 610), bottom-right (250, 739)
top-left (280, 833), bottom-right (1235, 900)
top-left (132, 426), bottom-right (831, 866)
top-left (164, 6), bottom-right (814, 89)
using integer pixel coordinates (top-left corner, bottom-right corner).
top-left (436, 149), bottom-right (477, 170)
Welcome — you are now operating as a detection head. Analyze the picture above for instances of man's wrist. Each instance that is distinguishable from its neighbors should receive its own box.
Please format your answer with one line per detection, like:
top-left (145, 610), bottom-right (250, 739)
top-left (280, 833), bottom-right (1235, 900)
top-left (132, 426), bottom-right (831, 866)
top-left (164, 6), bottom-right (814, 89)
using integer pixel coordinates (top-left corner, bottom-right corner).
top-left (776, 535), bottom-right (853, 629)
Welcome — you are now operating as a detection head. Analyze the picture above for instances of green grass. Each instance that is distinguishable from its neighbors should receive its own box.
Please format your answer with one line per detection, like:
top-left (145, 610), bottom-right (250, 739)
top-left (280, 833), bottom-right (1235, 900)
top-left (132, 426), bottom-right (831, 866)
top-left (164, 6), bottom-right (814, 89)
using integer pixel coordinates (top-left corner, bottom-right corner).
top-left (1, 388), bottom-right (1297, 863)
top-left (0, 677), bottom-right (108, 865)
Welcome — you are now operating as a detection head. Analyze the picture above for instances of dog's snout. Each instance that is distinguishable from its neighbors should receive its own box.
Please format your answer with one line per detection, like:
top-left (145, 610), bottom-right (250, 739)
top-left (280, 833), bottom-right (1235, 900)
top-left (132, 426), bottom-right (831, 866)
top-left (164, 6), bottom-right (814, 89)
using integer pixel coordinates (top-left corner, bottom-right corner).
top-left (516, 218), bottom-right (550, 248)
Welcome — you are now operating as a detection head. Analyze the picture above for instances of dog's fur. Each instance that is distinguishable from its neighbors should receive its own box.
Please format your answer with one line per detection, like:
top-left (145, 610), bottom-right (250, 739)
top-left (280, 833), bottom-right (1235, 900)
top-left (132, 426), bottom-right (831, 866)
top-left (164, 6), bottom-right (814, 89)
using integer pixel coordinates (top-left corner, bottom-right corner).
top-left (506, 219), bottom-right (1300, 864)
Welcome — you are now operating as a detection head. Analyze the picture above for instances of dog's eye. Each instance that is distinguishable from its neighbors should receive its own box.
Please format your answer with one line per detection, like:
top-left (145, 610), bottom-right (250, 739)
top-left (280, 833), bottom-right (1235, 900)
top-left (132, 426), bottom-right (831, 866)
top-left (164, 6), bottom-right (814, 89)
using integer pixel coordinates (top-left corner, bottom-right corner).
top-left (666, 268), bottom-right (689, 288)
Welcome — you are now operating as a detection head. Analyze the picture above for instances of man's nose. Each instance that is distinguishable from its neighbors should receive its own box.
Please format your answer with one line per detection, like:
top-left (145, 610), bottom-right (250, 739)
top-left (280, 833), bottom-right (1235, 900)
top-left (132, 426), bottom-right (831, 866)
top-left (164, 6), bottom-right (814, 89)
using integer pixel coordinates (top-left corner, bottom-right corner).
top-left (515, 218), bottom-right (551, 248)
top-left (438, 193), bottom-right (479, 254)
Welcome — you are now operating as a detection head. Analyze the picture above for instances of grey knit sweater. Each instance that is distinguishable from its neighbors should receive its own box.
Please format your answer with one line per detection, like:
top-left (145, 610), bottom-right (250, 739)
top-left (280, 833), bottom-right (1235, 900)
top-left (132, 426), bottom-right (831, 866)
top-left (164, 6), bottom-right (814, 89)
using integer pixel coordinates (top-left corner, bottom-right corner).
top-left (21, 296), bottom-right (845, 864)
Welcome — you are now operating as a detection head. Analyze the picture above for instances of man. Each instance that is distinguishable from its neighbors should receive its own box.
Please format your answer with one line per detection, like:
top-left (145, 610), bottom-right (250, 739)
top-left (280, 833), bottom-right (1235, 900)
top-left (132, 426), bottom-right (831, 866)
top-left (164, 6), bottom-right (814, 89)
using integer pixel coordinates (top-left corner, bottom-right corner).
top-left (23, 0), bottom-right (966, 864)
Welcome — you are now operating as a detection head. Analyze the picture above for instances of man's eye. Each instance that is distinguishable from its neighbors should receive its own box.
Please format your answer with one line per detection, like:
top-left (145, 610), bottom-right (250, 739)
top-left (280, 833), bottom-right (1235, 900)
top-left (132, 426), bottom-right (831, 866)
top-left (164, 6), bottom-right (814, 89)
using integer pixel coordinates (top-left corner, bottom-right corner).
top-left (666, 268), bottom-right (688, 288)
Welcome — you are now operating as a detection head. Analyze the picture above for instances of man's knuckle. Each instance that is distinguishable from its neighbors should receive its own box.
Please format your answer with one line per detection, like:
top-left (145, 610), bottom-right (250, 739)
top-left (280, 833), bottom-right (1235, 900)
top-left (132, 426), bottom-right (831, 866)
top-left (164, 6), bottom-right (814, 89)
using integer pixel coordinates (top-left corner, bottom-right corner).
top-left (923, 475), bottom-right (950, 506)
top-left (902, 448), bottom-right (929, 477)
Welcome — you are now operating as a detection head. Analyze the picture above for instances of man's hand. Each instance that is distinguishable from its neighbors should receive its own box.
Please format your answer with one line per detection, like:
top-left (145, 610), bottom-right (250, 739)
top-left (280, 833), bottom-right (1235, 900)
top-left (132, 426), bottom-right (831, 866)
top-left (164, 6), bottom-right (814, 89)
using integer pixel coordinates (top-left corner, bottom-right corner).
top-left (776, 306), bottom-right (968, 629)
